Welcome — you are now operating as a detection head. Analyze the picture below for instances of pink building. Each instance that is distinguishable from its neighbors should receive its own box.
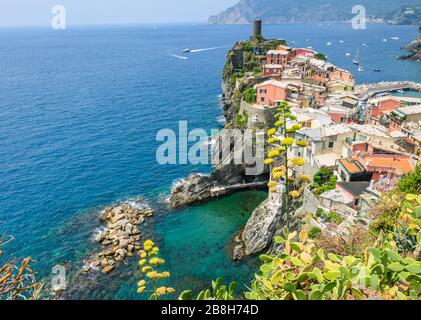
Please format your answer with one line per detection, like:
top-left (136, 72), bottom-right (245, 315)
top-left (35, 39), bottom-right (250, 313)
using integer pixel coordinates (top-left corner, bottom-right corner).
top-left (266, 49), bottom-right (289, 66)
top-left (256, 80), bottom-right (288, 105)
top-left (263, 64), bottom-right (283, 78)
top-left (328, 69), bottom-right (355, 85)
top-left (291, 48), bottom-right (316, 58)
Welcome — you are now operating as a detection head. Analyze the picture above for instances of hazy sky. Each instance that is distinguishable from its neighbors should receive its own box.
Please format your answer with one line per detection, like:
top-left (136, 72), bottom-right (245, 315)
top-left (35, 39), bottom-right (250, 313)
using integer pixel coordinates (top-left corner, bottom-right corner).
top-left (0, 0), bottom-right (238, 26)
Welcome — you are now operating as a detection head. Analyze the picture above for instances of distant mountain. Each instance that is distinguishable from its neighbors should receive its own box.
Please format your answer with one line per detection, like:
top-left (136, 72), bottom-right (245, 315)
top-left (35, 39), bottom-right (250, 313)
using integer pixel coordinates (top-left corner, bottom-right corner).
top-left (386, 5), bottom-right (421, 25)
top-left (209, 0), bottom-right (421, 24)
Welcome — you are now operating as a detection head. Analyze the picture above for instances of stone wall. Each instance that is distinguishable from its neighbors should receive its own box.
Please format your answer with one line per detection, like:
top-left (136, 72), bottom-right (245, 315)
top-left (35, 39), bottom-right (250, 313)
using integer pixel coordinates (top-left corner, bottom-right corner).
top-left (239, 100), bottom-right (277, 128)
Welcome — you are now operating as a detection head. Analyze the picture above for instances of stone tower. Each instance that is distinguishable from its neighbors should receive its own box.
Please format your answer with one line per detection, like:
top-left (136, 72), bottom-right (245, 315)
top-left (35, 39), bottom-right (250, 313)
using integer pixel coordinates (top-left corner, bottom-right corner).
top-left (250, 19), bottom-right (262, 41)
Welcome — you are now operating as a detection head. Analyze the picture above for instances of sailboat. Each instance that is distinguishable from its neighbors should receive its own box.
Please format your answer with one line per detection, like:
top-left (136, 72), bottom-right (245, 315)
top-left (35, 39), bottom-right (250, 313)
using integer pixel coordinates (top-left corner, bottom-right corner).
top-left (358, 63), bottom-right (364, 73)
top-left (353, 48), bottom-right (360, 65)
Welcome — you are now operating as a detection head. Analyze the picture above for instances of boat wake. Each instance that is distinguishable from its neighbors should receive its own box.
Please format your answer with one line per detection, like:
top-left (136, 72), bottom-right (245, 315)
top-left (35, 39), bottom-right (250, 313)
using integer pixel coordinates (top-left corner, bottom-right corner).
top-left (190, 46), bottom-right (226, 53)
top-left (170, 54), bottom-right (188, 60)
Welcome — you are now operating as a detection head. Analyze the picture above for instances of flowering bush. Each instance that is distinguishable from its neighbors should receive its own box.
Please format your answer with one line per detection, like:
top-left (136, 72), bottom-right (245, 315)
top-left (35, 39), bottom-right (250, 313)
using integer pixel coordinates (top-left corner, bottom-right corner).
top-left (137, 240), bottom-right (174, 300)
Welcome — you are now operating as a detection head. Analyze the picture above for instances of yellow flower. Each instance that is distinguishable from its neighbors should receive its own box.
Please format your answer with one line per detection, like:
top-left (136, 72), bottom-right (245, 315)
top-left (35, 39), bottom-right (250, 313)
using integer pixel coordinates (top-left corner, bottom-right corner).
top-left (166, 287), bottom-right (175, 294)
top-left (281, 137), bottom-right (294, 146)
top-left (143, 240), bottom-right (155, 251)
top-left (272, 171), bottom-right (284, 179)
top-left (275, 120), bottom-right (285, 127)
top-left (161, 271), bottom-right (170, 278)
top-left (138, 259), bottom-right (147, 266)
top-left (267, 150), bottom-right (280, 158)
top-left (267, 137), bottom-right (279, 144)
top-left (264, 158), bottom-right (274, 165)
top-left (267, 128), bottom-right (277, 136)
top-left (269, 188), bottom-right (278, 193)
top-left (156, 287), bottom-right (167, 295)
top-left (149, 257), bottom-right (165, 265)
top-left (291, 124), bottom-right (302, 131)
top-left (292, 158), bottom-right (305, 166)
top-left (267, 181), bottom-right (277, 188)
top-left (289, 190), bottom-right (301, 198)
top-left (272, 166), bottom-right (284, 172)
top-left (139, 251), bottom-right (147, 258)
top-left (146, 271), bottom-right (159, 279)
top-left (137, 286), bottom-right (146, 293)
top-left (141, 266), bottom-right (152, 273)
top-left (296, 140), bottom-right (307, 147)
top-left (137, 280), bottom-right (146, 287)
top-left (299, 175), bottom-right (310, 182)
top-left (277, 146), bottom-right (286, 152)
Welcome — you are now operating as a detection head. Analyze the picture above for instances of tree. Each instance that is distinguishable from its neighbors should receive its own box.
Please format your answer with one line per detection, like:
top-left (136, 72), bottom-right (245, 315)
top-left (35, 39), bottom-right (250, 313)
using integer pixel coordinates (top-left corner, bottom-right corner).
top-left (0, 233), bottom-right (43, 300)
top-left (243, 87), bottom-right (257, 104)
top-left (315, 53), bottom-right (327, 61)
top-left (397, 163), bottom-right (421, 194)
top-left (265, 101), bottom-right (309, 232)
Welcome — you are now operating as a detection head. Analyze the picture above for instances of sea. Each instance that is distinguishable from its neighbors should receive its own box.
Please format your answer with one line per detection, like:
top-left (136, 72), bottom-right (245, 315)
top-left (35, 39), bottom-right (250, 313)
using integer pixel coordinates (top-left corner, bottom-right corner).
top-left (0, 22), bottom-right (420, 299)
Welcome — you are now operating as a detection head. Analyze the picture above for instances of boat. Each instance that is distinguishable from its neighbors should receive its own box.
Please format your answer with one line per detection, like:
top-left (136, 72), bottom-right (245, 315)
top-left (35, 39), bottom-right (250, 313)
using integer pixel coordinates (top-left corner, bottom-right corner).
top-left (345, 53), bottom-right (351, 56)
top-left (390, 37), bottom-right (399, 40)
top-left (396, 89), bottom-right (405, 94)
top-left (339, 40), bottom-right (344, 43)
top-left (182, 49), bottom-right (191, 53)
top-left (374, 68), bottom-right (381, 72)
top-left (358, 64), bottom-right (364, 72)
top-left (353, 48), bottom-right (360, 65)
top-left (326, 41), bottom-right (332, 46)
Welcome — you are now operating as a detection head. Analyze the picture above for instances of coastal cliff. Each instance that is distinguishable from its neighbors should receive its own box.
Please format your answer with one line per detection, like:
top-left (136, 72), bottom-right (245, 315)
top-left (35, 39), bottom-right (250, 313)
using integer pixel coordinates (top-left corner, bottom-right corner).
top-left (170, 39), bottom-right (284, 208)
top-left (400, 35), bottom-right (421, 62)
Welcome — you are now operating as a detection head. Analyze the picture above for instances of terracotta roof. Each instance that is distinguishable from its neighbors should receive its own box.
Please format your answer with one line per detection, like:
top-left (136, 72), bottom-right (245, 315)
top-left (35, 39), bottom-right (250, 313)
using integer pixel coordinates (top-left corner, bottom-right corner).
top-left (338, 159), bottom-right (364, 174)
top-left (364, 156), bottom-right (414, 174)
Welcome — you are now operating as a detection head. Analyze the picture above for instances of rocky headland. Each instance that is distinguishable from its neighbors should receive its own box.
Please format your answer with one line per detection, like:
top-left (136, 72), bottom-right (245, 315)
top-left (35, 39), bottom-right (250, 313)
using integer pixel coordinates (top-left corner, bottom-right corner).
top-left (400, 35), bottom-right (421, 62)
top-left (170, 39), bottom-right (286, 208)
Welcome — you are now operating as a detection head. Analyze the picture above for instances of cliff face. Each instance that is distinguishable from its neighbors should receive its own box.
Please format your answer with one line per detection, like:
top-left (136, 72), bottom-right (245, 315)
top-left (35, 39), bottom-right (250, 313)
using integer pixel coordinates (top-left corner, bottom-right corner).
top-left (209, 0), bottom-right (421, 24)
top-left (400, 36), bottom-right (421, 62)
top-left (386, 5), bottom-right (421, 25)
top-left (170, 39), bottom-right (284, 208)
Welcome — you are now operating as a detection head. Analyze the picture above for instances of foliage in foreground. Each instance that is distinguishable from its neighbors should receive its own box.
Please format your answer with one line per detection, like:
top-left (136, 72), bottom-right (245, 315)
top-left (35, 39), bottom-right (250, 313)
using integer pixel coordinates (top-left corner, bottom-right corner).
top-left (0, 234), bottom-right (43, 300)
top-left (179, 278), bottom-right (237, 300)
top-left (246, 229), bottom-right (420, 300)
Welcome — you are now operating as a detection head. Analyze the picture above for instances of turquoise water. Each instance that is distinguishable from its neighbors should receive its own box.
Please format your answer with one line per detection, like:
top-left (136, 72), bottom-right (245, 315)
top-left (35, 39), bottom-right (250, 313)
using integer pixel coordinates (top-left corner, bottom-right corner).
top-left (0, 23), bottom-right (420, 299)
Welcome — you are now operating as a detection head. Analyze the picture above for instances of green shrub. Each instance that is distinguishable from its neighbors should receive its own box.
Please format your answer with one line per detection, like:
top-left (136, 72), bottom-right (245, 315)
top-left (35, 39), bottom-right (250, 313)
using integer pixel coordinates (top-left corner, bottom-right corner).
top-left (243, 87), bottom-right (257, 103)
top-left (326, 212), bottom-right (344, 224)
top-left (309, 227), bottom-right (322, 239)
top-left (398, 163), bottom-right (421, 194)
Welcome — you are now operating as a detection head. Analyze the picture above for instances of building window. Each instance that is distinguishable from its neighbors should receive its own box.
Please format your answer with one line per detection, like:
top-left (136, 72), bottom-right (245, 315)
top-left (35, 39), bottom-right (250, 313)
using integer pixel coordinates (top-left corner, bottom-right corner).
top-left (260, 89), bottom-right (267, 94)
top-left (328, 141), bottom-right (334, 148)
top-left (260, 97), bottom-right (265, 102)
top-left (354, 198), bottom-right (359, 206)
top-left (340, 117), bottom-right (345, 123)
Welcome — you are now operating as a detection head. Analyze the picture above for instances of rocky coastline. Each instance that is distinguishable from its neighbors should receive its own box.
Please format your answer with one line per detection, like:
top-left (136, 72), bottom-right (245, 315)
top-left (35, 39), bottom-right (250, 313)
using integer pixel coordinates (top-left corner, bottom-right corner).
top-left (400, 35), bottom-right (421, 62)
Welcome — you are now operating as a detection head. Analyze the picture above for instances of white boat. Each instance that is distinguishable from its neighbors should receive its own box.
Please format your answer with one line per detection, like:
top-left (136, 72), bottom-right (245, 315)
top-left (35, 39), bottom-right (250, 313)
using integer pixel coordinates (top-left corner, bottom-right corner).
top-left (345, 53), bottom-right (351, 56)
top-left (339, 40), bottom-right (344, 43)
top-left (358, 65), bottom-right (364, 72)
top-left (326, 41), bottom-right (332, 46)
top-left (390, 37), bottom-right (399, 40)
top-left (353, 48), bottom-right (360, 65)
top-left (182, 48), bottom-right (191, 53)
top-left (383, 38), bottom-right (388, 42)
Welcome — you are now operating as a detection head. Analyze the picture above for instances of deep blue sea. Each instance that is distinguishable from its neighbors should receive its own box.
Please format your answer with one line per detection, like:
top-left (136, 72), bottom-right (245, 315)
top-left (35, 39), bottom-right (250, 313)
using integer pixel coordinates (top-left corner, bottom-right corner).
top-left (0, 23), bottom-right (420, 299)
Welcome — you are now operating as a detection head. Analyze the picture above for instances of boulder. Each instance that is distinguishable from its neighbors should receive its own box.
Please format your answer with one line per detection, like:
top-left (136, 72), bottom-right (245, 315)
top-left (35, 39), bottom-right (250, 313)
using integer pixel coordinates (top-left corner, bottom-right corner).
top-left (102, 265), bottom-right (114, 274)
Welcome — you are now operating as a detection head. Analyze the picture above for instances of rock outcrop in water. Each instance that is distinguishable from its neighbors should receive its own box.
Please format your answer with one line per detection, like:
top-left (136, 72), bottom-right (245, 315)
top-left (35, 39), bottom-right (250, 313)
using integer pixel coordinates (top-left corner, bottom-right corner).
top-left (82, 200), bottom-right (154, 274)
top-left (400, 35), bottom-right (421, 62)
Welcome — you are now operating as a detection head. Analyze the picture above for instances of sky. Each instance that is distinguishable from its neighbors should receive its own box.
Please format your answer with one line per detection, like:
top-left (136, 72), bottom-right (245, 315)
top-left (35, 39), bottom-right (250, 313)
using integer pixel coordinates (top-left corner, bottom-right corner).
top-left (0, 0), bottom-right (238, 26)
